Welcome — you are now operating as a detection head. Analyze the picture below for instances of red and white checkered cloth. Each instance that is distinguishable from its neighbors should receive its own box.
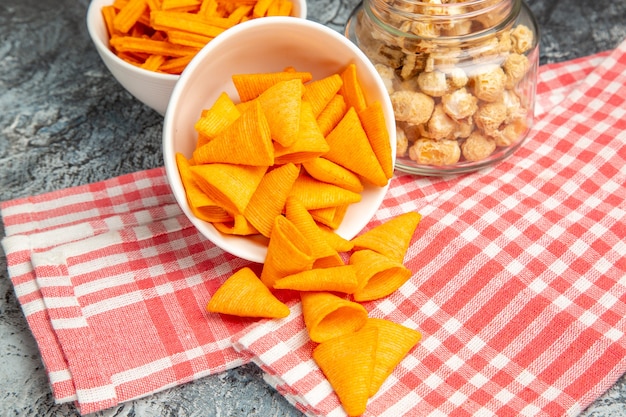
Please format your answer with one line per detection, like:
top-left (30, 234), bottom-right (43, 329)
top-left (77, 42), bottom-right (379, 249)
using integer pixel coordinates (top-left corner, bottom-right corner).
top-left (1, 171), bottom-right (253, 412)
top-left (1, 40), bottom-right (625, 415)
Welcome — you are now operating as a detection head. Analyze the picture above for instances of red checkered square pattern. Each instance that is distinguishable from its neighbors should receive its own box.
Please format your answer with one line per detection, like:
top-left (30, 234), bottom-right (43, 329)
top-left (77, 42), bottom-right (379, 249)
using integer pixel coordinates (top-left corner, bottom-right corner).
top-left (1, 42), bottom-right (625, 415)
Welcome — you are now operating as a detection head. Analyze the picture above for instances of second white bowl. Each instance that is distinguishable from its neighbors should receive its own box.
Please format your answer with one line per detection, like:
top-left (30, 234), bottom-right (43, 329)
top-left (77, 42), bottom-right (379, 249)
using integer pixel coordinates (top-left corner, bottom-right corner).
top-left (86, 0), bottom-right (307, 115)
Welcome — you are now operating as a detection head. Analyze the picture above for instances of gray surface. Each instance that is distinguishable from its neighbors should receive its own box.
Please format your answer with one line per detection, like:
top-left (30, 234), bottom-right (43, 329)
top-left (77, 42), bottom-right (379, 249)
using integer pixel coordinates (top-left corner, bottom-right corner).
top-left (1, 0), bottom-right (625, 416)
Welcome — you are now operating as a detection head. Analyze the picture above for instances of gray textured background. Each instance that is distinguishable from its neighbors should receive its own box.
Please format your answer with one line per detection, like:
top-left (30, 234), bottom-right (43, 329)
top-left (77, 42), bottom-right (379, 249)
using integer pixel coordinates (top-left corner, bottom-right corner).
top-left (1, 0), bottom-right (625, 416)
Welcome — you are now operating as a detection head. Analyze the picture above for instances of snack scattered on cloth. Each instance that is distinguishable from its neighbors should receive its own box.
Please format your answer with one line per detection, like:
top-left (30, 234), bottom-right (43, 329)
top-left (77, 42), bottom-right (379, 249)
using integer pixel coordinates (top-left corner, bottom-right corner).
top-left (2, 41), bottom-right (625, 415)
top-left (200, 207), bottom-right (422, 415)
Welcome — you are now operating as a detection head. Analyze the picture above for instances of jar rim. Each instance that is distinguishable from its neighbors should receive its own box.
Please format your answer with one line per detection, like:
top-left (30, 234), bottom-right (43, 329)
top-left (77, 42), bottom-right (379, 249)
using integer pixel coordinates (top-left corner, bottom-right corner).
top-left (364, 0), bottom-right (522, 41)
top-left (367, 0), bottom-right (517, 16)
top-left (388, 0), bottom-right (505, 6)
top-left (368, 0), bottom-right (513, 9)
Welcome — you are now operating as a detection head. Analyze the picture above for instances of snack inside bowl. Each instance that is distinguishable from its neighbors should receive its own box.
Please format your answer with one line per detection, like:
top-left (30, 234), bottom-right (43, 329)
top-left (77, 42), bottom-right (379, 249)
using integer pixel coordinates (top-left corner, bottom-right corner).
top-left (163, 17), bottom-right (396, 263)
top-left (86, 0), bottom-right (307, 116)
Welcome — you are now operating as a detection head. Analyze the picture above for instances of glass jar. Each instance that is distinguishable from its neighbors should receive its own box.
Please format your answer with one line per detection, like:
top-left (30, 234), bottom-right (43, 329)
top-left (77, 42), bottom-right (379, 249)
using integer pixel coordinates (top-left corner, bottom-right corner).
top-left (345, 0), bottom-right (540, 176)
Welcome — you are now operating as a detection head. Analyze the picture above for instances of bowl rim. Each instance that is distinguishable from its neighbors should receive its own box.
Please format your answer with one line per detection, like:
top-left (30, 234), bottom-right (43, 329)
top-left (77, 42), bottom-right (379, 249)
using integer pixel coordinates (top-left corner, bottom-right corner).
top-left (163, 16), bottom-right (396, 263)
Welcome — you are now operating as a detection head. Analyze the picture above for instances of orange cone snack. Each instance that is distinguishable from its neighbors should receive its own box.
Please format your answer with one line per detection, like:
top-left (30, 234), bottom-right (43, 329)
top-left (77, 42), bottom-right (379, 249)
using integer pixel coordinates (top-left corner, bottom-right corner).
top-left (300, 291), bottom-right (368, 343)
top-left (189, 163), bottom-right (267, 215)
top-left (213, 213), bottom-right (259, 236)
top-left (351, 212), bottom-right (422, 263)
top-left (349, 250), bottom-right (412, 302)
top-left (312, 326), bottom-right (378, 416)
top-left (273, 101), bottom-right (330, 164)
top-left (194, 92), bottom-right (241, 146)
top-left (358, 101), bottom-right (394, 179)
top-left (273, 265), bottom-right (359, 293)
top-left (324, 107), bottom-right (388, 187)
top-left (303, 157), bottom-right (364, 193)
top-left (260, 216), bottom-right (314, 287)
top-left (284, 197), bottom-right (338, 260)
top-left (255, 78), bottom-right (305, 147)
top-left (289, 174), bottom-right (361, 211)
top-left (313, 227), bottom-right (352, 255)
top-left (362, 318), bottom-right (421, 396)
top-left (192, 100), bottom-right (274, 166)
top-left (244, 163), bottom-right (300, 238)
top-left (309, 204), bottom-right (349, 230)
top-left (232, 70), bottom-right (313, 102)
top-left (316, 94), bottom-right (347, 137)
top-left (302, 73), bottom-right (343, 117)
top-left (206, 267), bottom-right (290, 318)
top-left (317, 94), bottom-right (348, 137)
top-left (311, 253), bottom-right (345, 269)
top-left (175, 153), bottom-right (232, 223)
top-left (339, 63), bottom-right (368, 113)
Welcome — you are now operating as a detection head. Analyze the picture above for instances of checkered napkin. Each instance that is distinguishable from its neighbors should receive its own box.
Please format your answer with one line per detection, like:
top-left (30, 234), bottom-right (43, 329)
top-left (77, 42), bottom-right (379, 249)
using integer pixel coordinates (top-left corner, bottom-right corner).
top-left (1, 42), bottom-right (624, 415)
top-left (1, 171), bottom-right (251, 413)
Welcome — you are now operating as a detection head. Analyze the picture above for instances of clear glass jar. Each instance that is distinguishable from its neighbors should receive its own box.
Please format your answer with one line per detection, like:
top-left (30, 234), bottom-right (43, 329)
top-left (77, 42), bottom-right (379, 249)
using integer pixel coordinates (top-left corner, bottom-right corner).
top-left (345, 0), bottom-right (540, 176)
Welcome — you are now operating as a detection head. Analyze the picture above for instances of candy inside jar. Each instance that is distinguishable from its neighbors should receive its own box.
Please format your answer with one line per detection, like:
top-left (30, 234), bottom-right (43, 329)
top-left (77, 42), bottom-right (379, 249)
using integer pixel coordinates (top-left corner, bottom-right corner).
top-left (345, 0), bottom-right (540, 175)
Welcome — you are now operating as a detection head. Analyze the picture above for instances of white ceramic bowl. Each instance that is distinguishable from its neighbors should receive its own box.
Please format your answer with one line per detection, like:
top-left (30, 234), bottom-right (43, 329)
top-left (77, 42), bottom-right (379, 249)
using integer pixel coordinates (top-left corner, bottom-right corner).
top-left (163, 17), bottom-right (396, 263)
top-left (86, 0), bottom-right (307, 116)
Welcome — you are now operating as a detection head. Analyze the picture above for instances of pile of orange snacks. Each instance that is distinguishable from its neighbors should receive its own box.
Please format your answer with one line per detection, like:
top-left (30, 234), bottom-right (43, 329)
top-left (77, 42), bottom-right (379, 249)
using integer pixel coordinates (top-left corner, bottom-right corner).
top-left (101, 0), bottom-right (295, 74)
top-left (175, 64), bottom-right (423, 416)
